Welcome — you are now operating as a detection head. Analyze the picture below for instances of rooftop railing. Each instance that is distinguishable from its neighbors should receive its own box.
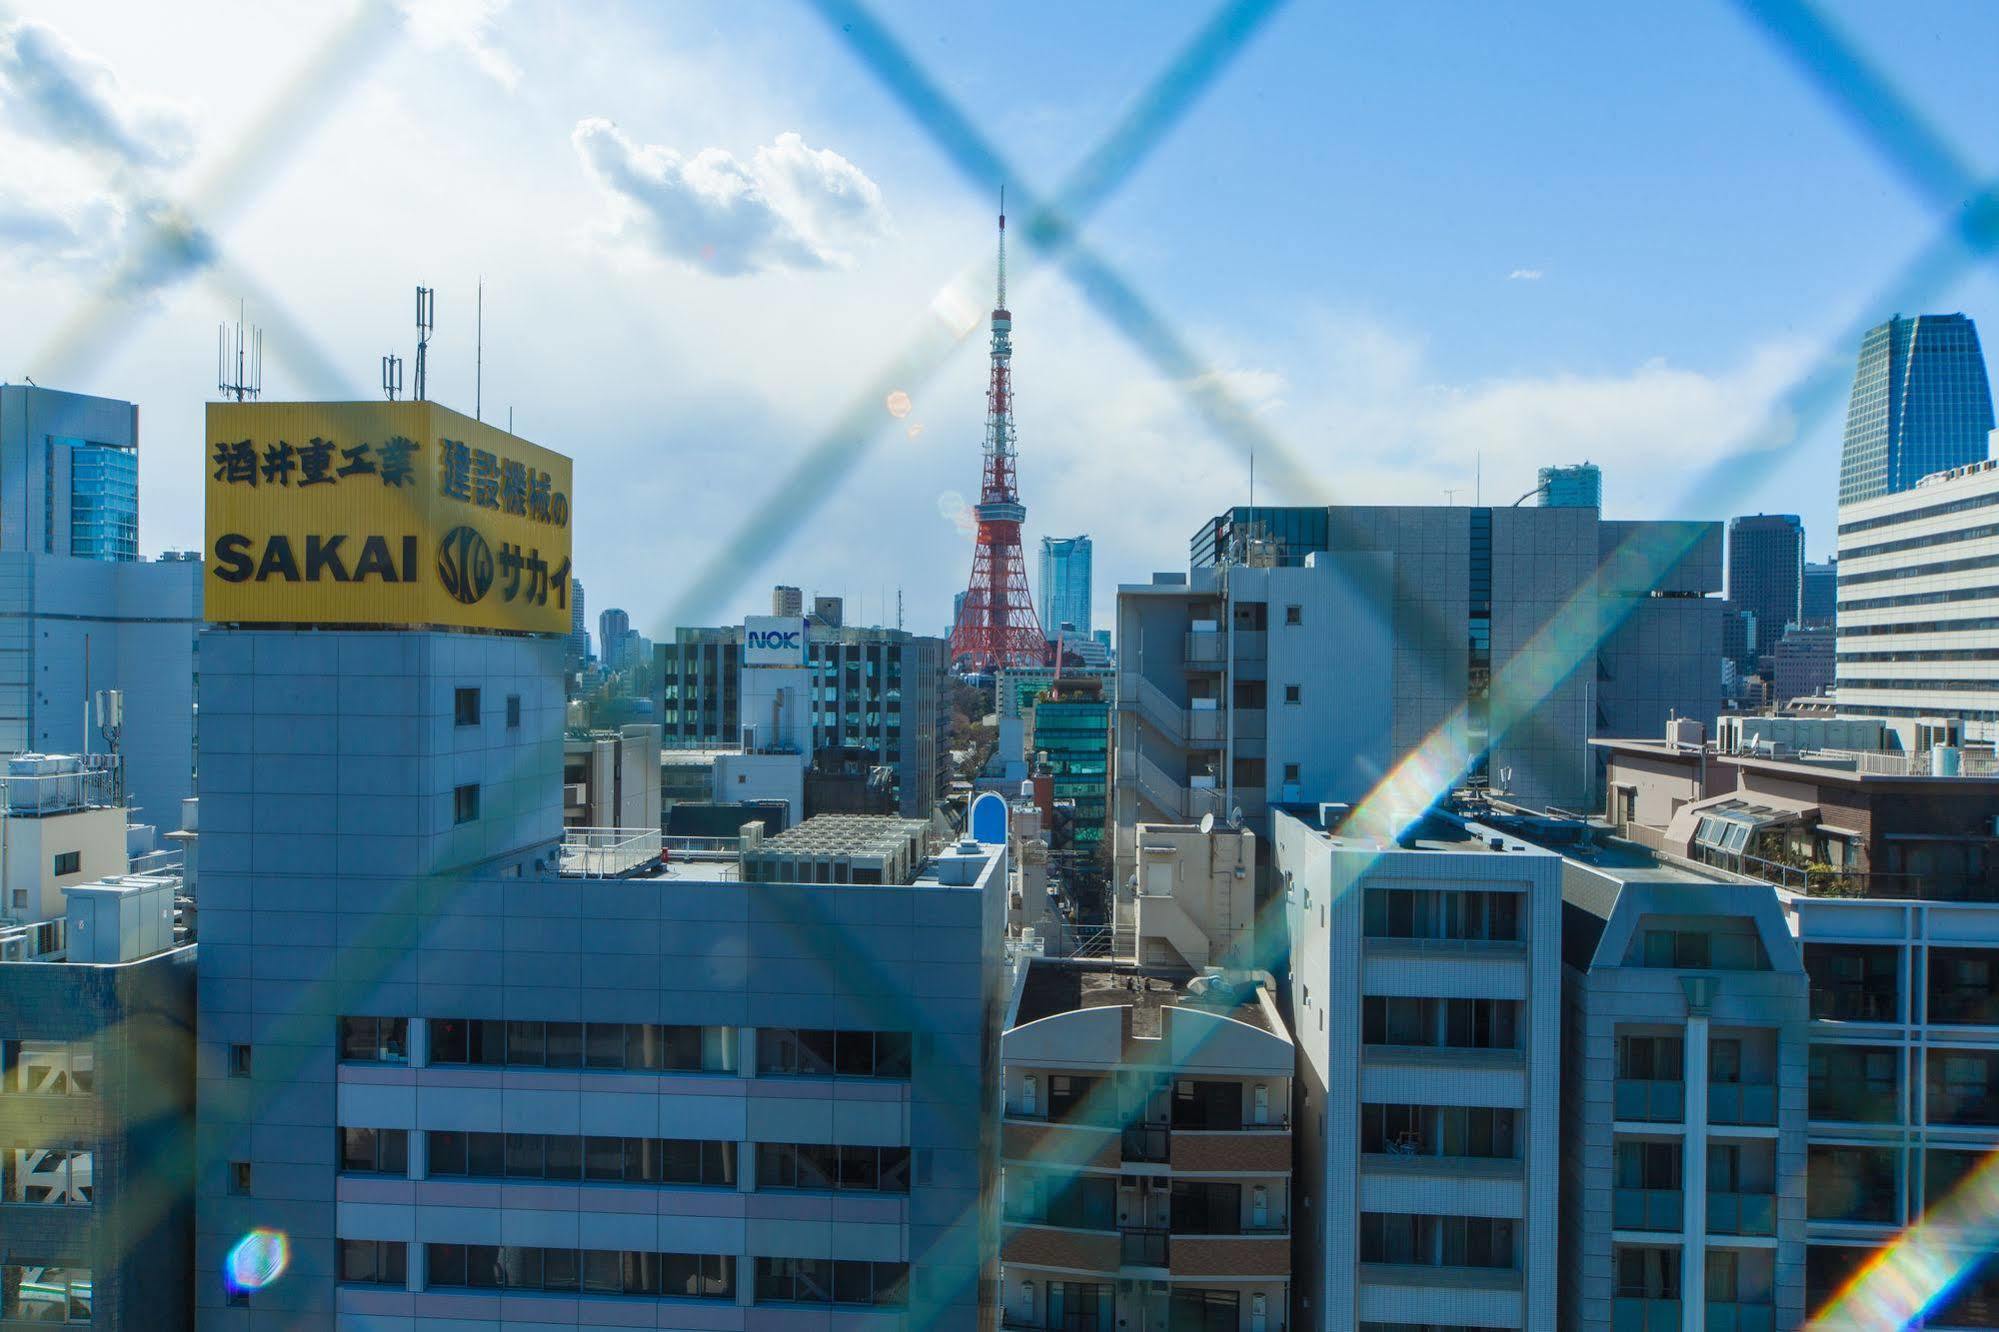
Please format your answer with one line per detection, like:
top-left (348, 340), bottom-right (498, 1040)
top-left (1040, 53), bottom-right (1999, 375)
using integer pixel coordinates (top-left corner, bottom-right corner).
top-left (559, 827), bottom-right (659, 878)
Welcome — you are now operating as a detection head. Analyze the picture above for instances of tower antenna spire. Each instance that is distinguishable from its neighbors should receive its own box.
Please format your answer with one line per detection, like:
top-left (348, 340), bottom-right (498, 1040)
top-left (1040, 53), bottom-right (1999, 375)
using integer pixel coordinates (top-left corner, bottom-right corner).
top-left (997, 185), bottom-right (1006, 310)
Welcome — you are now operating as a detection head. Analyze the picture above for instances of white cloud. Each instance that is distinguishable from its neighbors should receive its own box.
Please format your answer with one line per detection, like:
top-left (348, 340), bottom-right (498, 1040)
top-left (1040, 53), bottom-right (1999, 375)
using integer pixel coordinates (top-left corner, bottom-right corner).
top-left (0, 19), bottom-right (193, 169)
top-left (0, 190), bottom-right (121, 264)
top-left (396, 0), bottom-right (520, 91)
top-left (572, 120), bottom-right (890, 276)
top-left (1507, 267), bottom-right (1544, 281)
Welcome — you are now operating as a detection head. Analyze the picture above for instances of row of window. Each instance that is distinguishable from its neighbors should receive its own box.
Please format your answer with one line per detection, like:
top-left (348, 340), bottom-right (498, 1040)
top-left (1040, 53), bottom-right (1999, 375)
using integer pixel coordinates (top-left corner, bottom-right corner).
top-left (339, 1128), bottom-right (911, 1193)
top-left (1810, 1043), bottom-right (1999, 1125)
top-left (1360, 1104), bottom-right (1517, 1160)
top-left (340, 1244), bottom-right (909, 1307)
top-left (1362, 888), bottom-right (1522, 943)
top-left (1810, 945), bottom-right (1999, 1024)
top-left (2, 1148), bottom-right (93, 1206)
top-left (0, 1041), bottom-right (94, 1096)
top-left (1361, 997), bottom-right (1520, 1051)
top-left (1003, 1173), bottom-right (1275, 1234)
top-left (1023, 1073), bottom-right (1268, 1130)
top-left (1358, 1213), bottom-right (1515, 1270)
top-left (0, 1264), bottom-right (90, 1324)
top-left (451, 687), bottom-right (522, 728)
top-left (337, 1017), bottom-right (912, 1079)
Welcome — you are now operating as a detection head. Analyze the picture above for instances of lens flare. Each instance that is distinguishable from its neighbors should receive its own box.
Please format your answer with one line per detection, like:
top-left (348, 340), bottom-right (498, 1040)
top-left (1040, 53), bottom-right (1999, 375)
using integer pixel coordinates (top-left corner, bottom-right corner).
top-left (225, 1228), bottom-right (289, 1293)
top-left (885, 389), bottom-right (913, 418)
top-left (1814, 1146), bottom-right (1999, 1326)
top-left (906, 422), bottom-right (924, 440)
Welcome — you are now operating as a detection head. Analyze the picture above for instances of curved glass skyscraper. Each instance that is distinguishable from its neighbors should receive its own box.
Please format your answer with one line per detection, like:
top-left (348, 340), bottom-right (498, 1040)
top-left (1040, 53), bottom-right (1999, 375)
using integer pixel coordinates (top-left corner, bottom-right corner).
top-left (1839, 313), bottom-right (1995, 504)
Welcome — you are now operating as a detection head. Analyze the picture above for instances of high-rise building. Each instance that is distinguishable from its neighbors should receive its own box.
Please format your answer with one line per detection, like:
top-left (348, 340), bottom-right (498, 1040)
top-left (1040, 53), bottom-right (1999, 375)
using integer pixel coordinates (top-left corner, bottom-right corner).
top-left (1725, 514), bottom-right (1804, 672)
top-left (1539, 461), bottom-right (1603, 508)
top-left (1038, 534), bottom-right (1092, 640)
top-left (0, 756), bottom-right (195, 1330)
top-left (771, 584), bottom-right (803, 616)
top-left (1836, 456), bottom-right (1999, 742)
top-left (598, 607), bottom-right (630, 668)
top-left (1134, 505), bottom-right (1721, 876)
top-left (1839, 313), bottom-right (1995, 505)
top-left (1275, 807), bottom-right (1563, 1329)
top-left (1772, 625), bottom-right (1834, 704)
top-left (1801, 558), bottom-right (1837, 629)
top-left (568, 576), bottom-right (588, 663)
top-left (192, 400), bottom-right (999, 1329)
top-left (656, 618), bottom-right (950, 818)
top-left (0, 384), bottom-right (199, 826)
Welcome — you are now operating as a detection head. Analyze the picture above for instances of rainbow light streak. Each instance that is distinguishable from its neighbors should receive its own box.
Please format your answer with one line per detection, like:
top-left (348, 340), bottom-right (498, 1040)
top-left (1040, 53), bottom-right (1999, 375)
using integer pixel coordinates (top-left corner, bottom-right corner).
top-left (1814, 1146), bottom-right (1999, 1328)
top-left (225, 1228), bottom-right (290, 1294)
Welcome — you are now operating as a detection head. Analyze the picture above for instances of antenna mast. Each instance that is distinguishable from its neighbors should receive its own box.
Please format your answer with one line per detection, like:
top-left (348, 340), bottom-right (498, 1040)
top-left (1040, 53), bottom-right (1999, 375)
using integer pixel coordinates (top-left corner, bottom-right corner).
top-left (413, 285), bottom-right (435, 402)
top-left (381, 353), bottom-right (404, 401)
top-left (217, 301), bottom-right (263, 401)
top-left (476, 278), bottom-right (483, 421)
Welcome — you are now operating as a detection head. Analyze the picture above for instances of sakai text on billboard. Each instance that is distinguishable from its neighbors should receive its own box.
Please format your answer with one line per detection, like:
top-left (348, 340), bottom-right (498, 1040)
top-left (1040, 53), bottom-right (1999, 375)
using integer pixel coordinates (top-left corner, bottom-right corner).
top-left (204, 401), bottom-right (573, 634)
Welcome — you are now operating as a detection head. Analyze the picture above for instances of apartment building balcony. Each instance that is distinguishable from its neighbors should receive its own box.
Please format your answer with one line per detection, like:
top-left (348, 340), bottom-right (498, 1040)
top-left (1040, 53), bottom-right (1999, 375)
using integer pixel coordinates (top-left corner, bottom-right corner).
top-left (1119, 1227), bottom-right (1169, 1271)
top-left (1612, 1188), bottom-right (1683, 1232)
top-left (1709, 1082), bottom-right (1778, 1128)
top-left (1169, 1231), bottom-right (1290, 1278)
top-left (1001, 1222), bottom-right (1120, 1274)
top-left (1613, 1298), bottom-right (1682, 1332)
top-left (1708, 1191), bottom-right (1777, 1237)
top-left (1001, 1116), bottom-right (1121, 1172)
top-left (1706, 1302), bottom-right (1776, 1332)
top-left (1614, 1078), bottom-right (1685, 1124)
top-left (1185, 629), bottom-right (1226, 669)
top-left (1169, 1127), bottom-right (1291, 1174)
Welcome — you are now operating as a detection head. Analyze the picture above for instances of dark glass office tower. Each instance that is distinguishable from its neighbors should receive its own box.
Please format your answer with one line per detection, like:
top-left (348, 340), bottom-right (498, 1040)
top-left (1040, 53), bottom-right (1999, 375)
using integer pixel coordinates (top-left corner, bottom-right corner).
top-left (1839, 313), bottom-right (1995, 504)
top-left (1726, 514), bottom-right (1804, 671)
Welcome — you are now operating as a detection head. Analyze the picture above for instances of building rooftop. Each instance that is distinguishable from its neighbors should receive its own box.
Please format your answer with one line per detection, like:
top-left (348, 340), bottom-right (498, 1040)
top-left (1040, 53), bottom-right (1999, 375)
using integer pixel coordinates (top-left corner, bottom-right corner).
top-left (1595, 735), bottom-right (1999, 785)
top-left (1294, 806), bottom-right (1553, 858)
top-left (1012, 960), bottom-right (1278, 1037)
top-left (754, 815), bottom-right (932, 860)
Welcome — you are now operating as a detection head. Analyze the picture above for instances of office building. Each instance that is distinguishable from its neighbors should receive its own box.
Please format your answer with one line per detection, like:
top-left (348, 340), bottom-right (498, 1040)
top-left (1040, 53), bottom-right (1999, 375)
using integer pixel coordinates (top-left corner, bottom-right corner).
top-left (599, 607), bottom-right (630, 667)
top-left (656, 618), bottom-right (950, 819)
top-left (1274, 807), bottom-right (1563, 1330)
top-left (1539, 462), bottom-right (1603, 509)
top-left (1039, 535), bottom-right (1093, 640)
top-left (1836, 456), bottom-right (1999, 744)
top-left (1771, 626), bottom-right (1834, 706)
top-left (998, 962), bottom-right (1293, 1332)
top-left (0, 752), bottom-right (196, 1330)
top-left (1802, 558), bottom-right (1837, 629)
top-left (1131, 505), bottom-right (1720, 876)
top-left (1839, 313), bottom-right (1995, 505)
top-left (192, 400), bottom-right (1001, 1328)
top-left (771, 585), bottom-right (803, 617)
top-left (1725, 514), bottom-right (1804, 673)
top-left (568, 576), bottom-right (588, 664)
top-left (0, 384), bottom-right (200, 828)
top-left (1025, 677), bottom-right (1109, 864)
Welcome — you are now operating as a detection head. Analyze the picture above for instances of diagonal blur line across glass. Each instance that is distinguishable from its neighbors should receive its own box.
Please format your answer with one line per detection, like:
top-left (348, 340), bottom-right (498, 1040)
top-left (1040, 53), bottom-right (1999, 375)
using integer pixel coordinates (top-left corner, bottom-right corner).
top-left (660, 0), bottom-right (1293, 632)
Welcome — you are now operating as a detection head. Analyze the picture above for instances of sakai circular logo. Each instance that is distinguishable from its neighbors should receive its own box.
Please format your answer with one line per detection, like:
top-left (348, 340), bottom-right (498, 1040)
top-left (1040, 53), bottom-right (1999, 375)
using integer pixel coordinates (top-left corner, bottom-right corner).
top-left (437, 526), bottom-right (495, 604)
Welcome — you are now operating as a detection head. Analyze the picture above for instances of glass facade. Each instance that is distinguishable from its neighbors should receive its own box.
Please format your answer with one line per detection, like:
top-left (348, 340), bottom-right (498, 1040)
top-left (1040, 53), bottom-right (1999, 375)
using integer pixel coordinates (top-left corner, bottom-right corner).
top-left (1188, 506), bottom-right (1329, 568)
top-left (1038, 535), bottom-right (1093, 638)
top-left (1030, 696), bottom-right (1109, 849)
top-left (1725, 514), bottom-right (1804, 668)
top-left (1839, 313), bottom-right (1995, 505)
top-left (64, 440), bottom-right (138, 561)
top-left (1539, 462), bottom-right (1602, 508)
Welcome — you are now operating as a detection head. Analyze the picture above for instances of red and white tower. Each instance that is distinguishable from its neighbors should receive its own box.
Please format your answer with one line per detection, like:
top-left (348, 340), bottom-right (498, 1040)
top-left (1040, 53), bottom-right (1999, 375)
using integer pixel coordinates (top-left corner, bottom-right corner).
top-left (950, 199), bottom-right (1048, 671)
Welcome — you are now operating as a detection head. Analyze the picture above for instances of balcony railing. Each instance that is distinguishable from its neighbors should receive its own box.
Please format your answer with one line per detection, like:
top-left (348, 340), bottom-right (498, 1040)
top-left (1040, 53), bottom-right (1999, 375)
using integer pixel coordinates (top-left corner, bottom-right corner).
top-left (1707, 1191), bottom-right (1777, 1236)
top-left (1121, 1126), bottom-right (1169, 1163)
top-left (1811, 988), bottom-right (1898, 1023)
top-left (1706, 1302), bottom-right (1775, 1332)
top-left (1120, 1228), bottom-right (1168, 1267)
top-left (1709, 1082), bottom-right (1777, 1127)
top-left (1613, 1298), bottom-right (1682, 1332)
top-left (559, 826), bottom-right (659, 877)
top-left (1612, 1188), bottom-right (1683, 1232)
top-left (1614, 1079), bottom-right (1684, 1123)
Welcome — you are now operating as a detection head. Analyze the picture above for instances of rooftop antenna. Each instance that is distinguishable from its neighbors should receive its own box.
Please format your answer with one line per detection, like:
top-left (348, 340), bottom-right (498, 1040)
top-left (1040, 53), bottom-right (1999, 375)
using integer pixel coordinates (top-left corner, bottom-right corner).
top-left (413, 285), bottom-right (435, 402)
top-left (475, 277), bottom-right (483, 421)
top-left (1443, 487), bottom-right (1460, 506)
top-left (381, 353), bottom-right (404, 401)
top-left (217, 300), bottom-right (263, 401)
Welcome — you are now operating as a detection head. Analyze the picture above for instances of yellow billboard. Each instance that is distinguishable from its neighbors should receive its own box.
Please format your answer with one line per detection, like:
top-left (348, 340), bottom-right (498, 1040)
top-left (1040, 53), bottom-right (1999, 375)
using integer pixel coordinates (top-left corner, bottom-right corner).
top-left (204, 401), bottom-right (573, 634)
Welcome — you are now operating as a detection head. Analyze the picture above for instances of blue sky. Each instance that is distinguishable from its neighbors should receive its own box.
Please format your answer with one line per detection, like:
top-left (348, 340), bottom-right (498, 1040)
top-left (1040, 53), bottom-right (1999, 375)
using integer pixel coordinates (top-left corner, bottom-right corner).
top-left (1, 0), bottom-right (1995, 638)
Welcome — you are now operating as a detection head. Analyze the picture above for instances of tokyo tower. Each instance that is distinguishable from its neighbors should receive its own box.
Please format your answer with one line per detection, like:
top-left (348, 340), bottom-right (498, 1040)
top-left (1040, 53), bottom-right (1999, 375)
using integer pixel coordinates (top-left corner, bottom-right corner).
top-left (950, 197), bottom-right (1048, 671)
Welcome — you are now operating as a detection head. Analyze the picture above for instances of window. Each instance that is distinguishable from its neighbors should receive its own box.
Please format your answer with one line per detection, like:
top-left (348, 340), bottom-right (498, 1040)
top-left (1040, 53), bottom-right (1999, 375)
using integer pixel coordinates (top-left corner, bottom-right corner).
top-left (229, 1044), bottom-right (252, 1078)
top-left (1169, 1288), bottom-right (1239, 1332)
top-left (754, 1257), bottom-right (908, 1307)
top-left (1283, 684), bottom-right (1301, 704)
top-left (1362, 997), bottom-right (1518, 1050)
top-left (1173, 1080), bottom-right (1243, 1130)
top-left (453, 783), bottom-right (480, 824)
top-left (229, 1161), bottom-right (252, 1196)
top-left (1360, 1104), bottom-right (1517, 1159)
top-left (1170, 1181), bottom-right (1242, 1235)
top-left (755, 1144), bottom-right (910, 1194)
top-left (338, 1239), bottom-right (407, 1287)
top-left (428, 1020), bottom-right (738, 1072)
top-left (339, 1128), bottom-right (408, 1176)
top-left (1282, 763), bottom-right (1301, 783)
top-left (1, 1265), bottom-right (90, 1323)
top-left (1358, 1214), bottom-right (1515, 1270)
top-left (1363, 888), bottom-right (1522, 942)
top-left (506, 694), bottom-right (522, 728)
top-left (1809, 1144), bottom-right (1897, 1222)
top-left (338, 1016), bottom-right (409, 1063)
top-left (427, 1132), bottom-right (734, 1186)
top-left (426, 1246), bottom-right (734, 1298)
top-left (2, 1040), bottom-right (94, 1095)
top-left (1617, 1034), bottom-right (1684, 1081)
top-left (1811, 1044), bottom-right (1899, 1122)
top-left (756, 1028), bottom-right (910, 1078)
top-left (454, 687), bottom-right (480, 725)
top-left (51, 851), bottom-right (80, 877)
top-left (3, 1148), bottom-right (93, 1205)
top-left (1284, 605), bottom-right (1302, 625)
top-left (1618, 1246), bottom-right (1681, 1300)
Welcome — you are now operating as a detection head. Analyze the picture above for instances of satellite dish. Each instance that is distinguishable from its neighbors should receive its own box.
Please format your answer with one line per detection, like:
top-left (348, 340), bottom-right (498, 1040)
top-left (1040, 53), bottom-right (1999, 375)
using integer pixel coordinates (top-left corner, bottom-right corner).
top-left (1229, 806), bottom-right (1245, 829)
top-left (1199, 812), bottom-right (1215, 835)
